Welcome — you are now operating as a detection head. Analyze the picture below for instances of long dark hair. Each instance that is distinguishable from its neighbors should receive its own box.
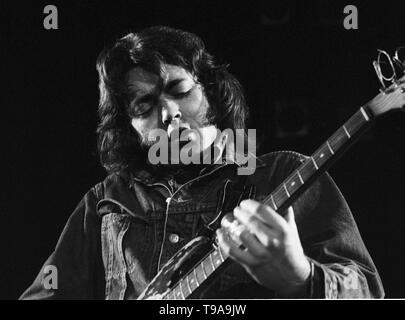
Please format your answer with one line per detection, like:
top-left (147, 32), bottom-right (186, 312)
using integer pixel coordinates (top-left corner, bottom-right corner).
top-left (96, 26), bottom-right (249, 174)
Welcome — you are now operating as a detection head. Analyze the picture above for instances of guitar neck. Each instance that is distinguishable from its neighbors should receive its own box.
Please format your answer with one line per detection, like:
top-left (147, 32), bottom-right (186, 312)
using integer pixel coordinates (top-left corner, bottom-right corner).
top-left (164, 105), bottom-right (375, 300)
top-left (164, 242), bottom-right (230, 299)
top-left (262, 105), bottom-right (374, 213)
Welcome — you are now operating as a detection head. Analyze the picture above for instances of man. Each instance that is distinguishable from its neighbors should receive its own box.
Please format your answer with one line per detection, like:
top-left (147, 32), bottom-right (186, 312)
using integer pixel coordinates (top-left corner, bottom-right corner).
top-left (21, 26), bottom-right (384, 299)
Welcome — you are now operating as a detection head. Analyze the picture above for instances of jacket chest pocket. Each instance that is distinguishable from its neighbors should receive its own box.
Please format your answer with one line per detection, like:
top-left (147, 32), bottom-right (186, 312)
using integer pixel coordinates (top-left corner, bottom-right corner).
top-left (101, 207), bottom-right (156, 299)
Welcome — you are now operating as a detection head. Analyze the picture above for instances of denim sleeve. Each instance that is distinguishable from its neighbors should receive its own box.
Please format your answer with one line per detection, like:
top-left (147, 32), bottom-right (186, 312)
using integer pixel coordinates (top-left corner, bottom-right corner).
top-left (295, 171), bottom-right (385, 298)
top-left (19, 188), bottom-right (104, 300)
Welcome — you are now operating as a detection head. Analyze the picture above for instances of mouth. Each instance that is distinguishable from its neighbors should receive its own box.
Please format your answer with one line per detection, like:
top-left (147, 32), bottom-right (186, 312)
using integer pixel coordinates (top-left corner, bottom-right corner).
top-left (169, 126), bottom-right (189, 141)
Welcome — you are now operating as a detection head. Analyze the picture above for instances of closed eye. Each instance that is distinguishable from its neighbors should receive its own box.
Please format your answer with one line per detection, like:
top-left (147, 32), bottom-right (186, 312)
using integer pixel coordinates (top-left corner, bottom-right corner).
top-left (135, 105), bottom-right (153, 118)
top-left (170, 84), bottom-right (197, 99)
top-left (129, 101), bottom-right (154, 118)
top-left (171, 90), bottom-right (192, 99)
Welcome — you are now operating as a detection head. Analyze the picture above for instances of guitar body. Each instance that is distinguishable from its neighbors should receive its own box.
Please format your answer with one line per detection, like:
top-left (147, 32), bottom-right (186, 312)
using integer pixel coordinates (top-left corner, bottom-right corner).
top-left (138, 236), bottom-right (213, 300)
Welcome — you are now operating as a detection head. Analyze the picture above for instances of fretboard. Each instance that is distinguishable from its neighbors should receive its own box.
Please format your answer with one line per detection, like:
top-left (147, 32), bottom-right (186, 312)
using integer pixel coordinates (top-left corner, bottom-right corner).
top-left (163, 244), bottom-right (229, 299)
top-left (262, 106), bottom-right (373, 213)
top-left (164, 105), bottom-right (374, 300)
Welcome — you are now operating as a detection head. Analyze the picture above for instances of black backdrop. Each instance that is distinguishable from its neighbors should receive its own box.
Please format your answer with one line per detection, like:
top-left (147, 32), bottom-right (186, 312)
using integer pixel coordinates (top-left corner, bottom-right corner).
top-left (1, 0), bottom-right (405, 299)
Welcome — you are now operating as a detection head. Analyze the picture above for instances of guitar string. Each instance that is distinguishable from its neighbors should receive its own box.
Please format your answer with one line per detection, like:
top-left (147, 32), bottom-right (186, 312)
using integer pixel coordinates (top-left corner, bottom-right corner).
top-left (164, 245), bottom-right (227, 299)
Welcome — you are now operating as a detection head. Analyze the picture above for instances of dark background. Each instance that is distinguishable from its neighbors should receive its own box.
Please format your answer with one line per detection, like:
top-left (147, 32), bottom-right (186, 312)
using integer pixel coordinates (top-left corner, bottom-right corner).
top-left (1, 0), bottom-right (404, 299)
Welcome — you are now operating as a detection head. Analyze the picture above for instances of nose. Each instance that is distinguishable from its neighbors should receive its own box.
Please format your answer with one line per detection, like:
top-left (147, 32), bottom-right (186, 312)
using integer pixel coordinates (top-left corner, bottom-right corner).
top-left (161, 98), bottom-right (182, 126)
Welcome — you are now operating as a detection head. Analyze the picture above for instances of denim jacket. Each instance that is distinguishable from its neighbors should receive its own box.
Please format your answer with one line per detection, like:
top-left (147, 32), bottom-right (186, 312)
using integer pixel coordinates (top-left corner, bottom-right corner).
top-left (20, 151), bottom-right (384, 299)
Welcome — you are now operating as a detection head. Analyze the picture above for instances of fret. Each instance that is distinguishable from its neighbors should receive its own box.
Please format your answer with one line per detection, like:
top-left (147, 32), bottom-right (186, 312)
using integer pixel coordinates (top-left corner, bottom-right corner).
top-left (179, 280), bottom-right (187, 299)
top-left (211, 250), bottom-right (222, 269)
top-left (360, 107), bottom-right (370, 121)
top-left (300, 158), bottom-right (318, 181)
top-left (297, 170), bottom-right (304, 184)
top-left (202, 258), bottom-right (212, 275)
top-left (343, 125), bottom-right (351, 138)
top-left (270, 194), bottom-right (277, 210)
top-left (326, 140), bottom-right (334, 154)
top-left (346, 109), bottom-right (370, 136)
top-left (329, 127), bottom-right (349, 151)
top-left (186, 276), bottom-right (192, 293)
top-left (283, 182), bottom-right (290, 197)
top-left (283, 174), bottom-right (301, 196)
top-left (193, 268), bottom-right (200, 286)
top-left (311, 156), bottom-right (319, 170)
top-left (202, 257), bottom-right (212, 276)
top-left (193, 264), bottom-right (205, 286)
top-left (312, 144), bottom-right (332, 167)
top-left (273, 185), bottom-right (289, 206)
top-left (217, 247), bottom-right (224, 262)
top-left (200, 262), bottom-right (208, 280)
top-left (209, 253), bottom-right (216, 270)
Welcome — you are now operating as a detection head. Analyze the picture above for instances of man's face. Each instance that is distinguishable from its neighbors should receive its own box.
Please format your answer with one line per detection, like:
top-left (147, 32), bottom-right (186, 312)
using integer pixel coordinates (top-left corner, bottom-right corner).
top-left (126, 64), bottom-right (218, 159)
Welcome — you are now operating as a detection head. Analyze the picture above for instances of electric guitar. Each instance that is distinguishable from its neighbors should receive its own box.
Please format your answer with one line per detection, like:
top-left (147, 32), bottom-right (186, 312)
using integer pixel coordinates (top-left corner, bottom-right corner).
top-left (138, 75), bottom-right (405, 300)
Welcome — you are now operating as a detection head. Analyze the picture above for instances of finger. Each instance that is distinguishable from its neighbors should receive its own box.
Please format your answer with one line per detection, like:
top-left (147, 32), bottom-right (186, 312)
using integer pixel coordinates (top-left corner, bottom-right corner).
top-left (284, 206), bottom-right (294, 224)
top-left (238, 229), bottom-right (272, 260)
top-left (284, 206), bottom-right (299, 232)
top-left (239, 199), bottom-right (289, 231)
top-left (216, 228), bottom-right (259, 267)
top-left (234, 206), bottom-right (282, 248)
top-left (220, 213), bottom-right (245, 247)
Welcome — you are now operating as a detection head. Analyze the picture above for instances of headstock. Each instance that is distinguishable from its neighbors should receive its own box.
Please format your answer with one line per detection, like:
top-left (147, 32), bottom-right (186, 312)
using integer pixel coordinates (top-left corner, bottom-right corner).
top-left (368, 74), bottom-right (405, 117)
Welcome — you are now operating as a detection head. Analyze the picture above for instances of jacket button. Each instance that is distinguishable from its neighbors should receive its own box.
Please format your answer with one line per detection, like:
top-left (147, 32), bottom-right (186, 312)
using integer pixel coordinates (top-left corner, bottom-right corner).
top-left (169, 233), bottom-right (180, 243)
